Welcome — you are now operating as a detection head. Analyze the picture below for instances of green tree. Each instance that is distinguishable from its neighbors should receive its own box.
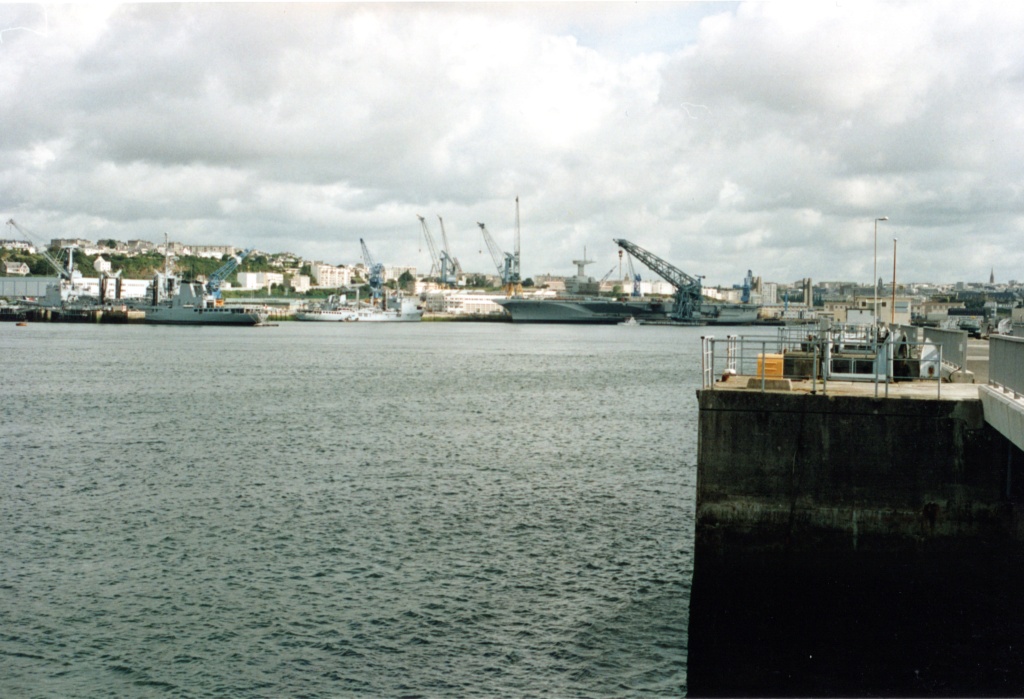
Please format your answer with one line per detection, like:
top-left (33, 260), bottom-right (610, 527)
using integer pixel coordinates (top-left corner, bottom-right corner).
top-left (523, 278), bottom-right (535, 288)
top-left (398, 270), bottom-right (415, 291)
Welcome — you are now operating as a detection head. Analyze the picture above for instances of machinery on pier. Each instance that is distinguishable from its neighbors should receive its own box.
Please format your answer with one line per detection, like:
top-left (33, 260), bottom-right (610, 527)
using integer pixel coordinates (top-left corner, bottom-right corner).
top-left (477, 197), bottom-right (522, 296)
top-left (360, 238), bottom-right (385, 301)
top-left (418, 215), bottom-right (459, 287)
top-left (613, 238), bottom-right (702, 321)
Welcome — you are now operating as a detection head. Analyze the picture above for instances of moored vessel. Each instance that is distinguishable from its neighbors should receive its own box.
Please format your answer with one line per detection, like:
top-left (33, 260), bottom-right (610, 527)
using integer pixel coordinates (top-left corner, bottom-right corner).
top-left (296, 296), bottom-right (422, 322)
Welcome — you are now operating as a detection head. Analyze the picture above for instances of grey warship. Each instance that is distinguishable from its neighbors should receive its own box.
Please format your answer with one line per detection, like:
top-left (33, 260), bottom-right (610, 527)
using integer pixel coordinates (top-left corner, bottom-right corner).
top-left (496, 240), bottom-right (759, 325)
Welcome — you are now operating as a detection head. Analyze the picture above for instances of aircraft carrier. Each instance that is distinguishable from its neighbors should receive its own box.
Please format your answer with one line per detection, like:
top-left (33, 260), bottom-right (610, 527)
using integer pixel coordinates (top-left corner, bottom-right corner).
top-left (493, 297), bottom-right (674, 324)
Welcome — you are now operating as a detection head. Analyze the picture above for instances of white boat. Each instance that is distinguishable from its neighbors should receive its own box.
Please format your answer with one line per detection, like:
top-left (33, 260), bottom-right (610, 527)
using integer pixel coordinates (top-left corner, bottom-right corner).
top-left (296, 297), bottom-right (422, 322)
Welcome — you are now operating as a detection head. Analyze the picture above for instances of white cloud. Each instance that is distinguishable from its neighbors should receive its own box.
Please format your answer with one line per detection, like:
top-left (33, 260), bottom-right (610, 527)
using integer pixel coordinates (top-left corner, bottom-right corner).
top-left (2, 2), bottom-right (1024, 286)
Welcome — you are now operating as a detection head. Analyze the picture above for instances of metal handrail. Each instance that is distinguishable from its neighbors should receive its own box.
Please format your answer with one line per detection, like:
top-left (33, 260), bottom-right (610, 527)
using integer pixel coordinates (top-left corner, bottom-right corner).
top-left (989, 334), bottom-right (1024, 397)
top-left (701, 331), bottom-right (944, 397)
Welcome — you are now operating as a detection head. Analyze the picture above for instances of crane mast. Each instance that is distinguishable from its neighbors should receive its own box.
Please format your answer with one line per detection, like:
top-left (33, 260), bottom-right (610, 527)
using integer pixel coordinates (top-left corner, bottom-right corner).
top-left (511, 196), bottom-right (522, 295)
top-left (477, 222), bottom-right (518, 296)
top-left (360, 238), bottom-right (384, 300)
top-left (613, 238), bottom-right (703, 320)
top-left (418, 215), bottom-right (442, 278)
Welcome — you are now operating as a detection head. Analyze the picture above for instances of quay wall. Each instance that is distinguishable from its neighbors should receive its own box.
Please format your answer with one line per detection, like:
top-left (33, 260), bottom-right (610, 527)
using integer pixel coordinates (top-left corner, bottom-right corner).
top-left (696, 389), bottom-right (1022, 553)
top-left (688, 388), bottom-right (1024, 697)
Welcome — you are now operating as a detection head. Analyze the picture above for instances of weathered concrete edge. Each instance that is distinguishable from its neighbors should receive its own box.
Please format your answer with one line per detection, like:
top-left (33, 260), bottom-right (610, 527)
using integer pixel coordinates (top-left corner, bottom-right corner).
top-left (980, 384), bottom-right (1024, 453)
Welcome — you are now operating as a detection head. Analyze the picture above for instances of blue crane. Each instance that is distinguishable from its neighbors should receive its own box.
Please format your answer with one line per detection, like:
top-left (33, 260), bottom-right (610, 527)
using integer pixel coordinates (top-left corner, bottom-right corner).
top-left (478, 221), bottom-right (519, 296)
top-left (613, 239), bottom-right (702, 320)
top-left (360, 238), bottom-right (384, 300)
top-left (418, 215), bottom-right (458, 287)
top-left (476, 198), bottom-right (522, 296)
top-left (205, 248), bottom-right (253, 299)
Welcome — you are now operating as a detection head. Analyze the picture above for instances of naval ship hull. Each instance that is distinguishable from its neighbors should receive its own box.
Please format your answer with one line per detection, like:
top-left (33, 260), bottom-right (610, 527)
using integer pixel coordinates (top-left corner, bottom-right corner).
top-left (495, 298), bottom-right (760, 325)
top-left (143, 305), bottom-right (267, 325)
top-left (494, 298), bottom-right (672, 324)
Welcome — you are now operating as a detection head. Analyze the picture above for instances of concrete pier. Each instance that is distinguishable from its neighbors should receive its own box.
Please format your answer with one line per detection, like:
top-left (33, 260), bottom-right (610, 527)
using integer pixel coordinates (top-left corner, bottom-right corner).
top-left (687, 373), bottom-right (1024, 696)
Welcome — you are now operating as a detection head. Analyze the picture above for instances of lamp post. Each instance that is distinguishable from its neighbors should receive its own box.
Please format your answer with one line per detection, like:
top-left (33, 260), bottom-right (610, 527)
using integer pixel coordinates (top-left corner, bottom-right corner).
top-left (873, 216), bottom-right (888, 323)
top-left (891, 237), bottom-right (898, 324)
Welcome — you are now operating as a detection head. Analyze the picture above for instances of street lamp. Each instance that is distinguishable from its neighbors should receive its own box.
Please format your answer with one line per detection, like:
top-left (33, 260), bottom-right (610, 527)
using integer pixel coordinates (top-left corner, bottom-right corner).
top-left (873, 216), bottom-right (888, 323)
top-left (891, 237), bottom-right (898, 324)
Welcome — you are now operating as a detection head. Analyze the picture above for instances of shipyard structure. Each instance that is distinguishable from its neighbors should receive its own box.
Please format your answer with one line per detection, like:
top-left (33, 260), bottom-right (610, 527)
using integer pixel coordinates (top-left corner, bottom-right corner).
top-left (687, 324), bottom-right (1024, 696)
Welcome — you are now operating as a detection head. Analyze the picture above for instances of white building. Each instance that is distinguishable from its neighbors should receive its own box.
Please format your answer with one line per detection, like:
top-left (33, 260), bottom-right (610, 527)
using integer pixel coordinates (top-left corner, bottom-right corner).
top-left (0, 240), bottom-right (36, 254)
top-left (94, 256), bottom-right (112, 273)
top-left (423, 290), bottom-right (506, 315)
top-left (311, 263), bottom-right (353, 288)
top-left (236, 271), bottom-right (284, 290)
top-left (290, 274), bottom-right (311, 293)
top-left (4, 261), bottom-right (30, 276)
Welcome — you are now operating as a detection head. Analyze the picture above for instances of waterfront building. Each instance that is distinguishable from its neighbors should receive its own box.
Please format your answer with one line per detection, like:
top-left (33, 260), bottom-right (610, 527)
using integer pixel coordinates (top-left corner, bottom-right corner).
top-left (422, 290), bottom-right (506, 315)
top-left (311, 263), bottom-right (353, 289)
top-left (236, 271), bottom-right (284, 291)
top-left (4, 261), bottom-right (30, 276)
top-left (0, 239), bottom-right (36, 254)
top-left (289, 274), bottom-right (311, 293)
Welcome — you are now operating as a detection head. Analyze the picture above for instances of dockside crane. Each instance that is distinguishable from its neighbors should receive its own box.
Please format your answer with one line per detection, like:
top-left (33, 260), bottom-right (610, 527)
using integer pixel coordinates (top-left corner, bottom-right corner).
top-left (477, 222), bottom-right (518, 296)
top-left (437, 216), bottom-right (463, 279)
top-left (6, 219), bottom-right (75, 280)
top-left (360, 238), bottom-right (385, 301)
top-left (205, 248), bottom-right (253, 300)
top-left (613, 239), bottom-right (703, 320)
top-left (418, 215), bottom-right (458, 287)
top-left (476, 197), bottom-right (522, 296)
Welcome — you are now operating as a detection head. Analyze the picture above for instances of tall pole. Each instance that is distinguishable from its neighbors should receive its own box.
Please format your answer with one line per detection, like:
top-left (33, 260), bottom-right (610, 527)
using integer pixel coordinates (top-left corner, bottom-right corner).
top-left (891, 237), bottom-right (898, 324)
top-left (873, 216), bottom-right (888, 323)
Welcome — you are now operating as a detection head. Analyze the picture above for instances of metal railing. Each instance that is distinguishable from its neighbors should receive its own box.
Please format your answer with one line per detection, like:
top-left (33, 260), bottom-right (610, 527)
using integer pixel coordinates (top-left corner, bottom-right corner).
top-left (701, 324), bottom-right (944, 397)
top-left (989, 335), bottom-right (1024, 397)
top-left (921, 326), bottom-right (967, 372)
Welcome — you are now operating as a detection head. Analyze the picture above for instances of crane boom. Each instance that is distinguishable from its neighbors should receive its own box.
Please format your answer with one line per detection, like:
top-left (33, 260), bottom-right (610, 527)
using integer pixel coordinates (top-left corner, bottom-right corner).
top-left (613, 238), bottom-right (703, 320)
top-left (6, 219), bottom-right (71, 279)
top-left (477, 220), bottom-right (519, 296)
top-left (418, 215), bottom-right (442, 277)
top-left (437, 216), bottom-right (462, 277)
top-left (205, 248), bottom-right (253, 298)
top-left (360, 238), bottom-right (384, 299)
top-left (418, 215), bottom-right (457, 287)
top-left (478, 222), bottom-right (505, 274)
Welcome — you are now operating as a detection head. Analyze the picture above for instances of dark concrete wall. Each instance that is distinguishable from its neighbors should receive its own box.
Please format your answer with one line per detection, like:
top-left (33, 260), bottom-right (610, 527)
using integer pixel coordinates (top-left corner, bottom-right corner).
top-left (687, 389), bottom-right (1024, 697)
top-left (696, 389), bottom-right (1021, 554)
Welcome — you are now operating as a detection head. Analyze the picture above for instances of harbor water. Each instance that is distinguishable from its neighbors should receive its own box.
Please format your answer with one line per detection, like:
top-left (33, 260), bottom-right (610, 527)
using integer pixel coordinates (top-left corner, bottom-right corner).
top-left (0, 322), bottom-right (700, 698)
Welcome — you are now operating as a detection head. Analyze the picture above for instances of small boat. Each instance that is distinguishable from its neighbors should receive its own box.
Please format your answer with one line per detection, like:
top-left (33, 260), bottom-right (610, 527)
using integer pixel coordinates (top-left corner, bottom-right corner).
top-left (619, 316), bottom-right (639, 326)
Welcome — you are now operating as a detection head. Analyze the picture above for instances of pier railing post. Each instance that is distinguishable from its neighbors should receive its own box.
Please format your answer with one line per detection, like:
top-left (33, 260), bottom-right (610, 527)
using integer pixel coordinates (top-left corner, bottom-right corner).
top-left (761, 340), bottom-right (767, 392)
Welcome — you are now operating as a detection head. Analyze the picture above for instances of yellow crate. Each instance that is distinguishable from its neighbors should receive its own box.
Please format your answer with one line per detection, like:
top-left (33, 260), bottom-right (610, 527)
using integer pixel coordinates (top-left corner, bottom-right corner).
top-left (756, 353), bottom-right (784, 378)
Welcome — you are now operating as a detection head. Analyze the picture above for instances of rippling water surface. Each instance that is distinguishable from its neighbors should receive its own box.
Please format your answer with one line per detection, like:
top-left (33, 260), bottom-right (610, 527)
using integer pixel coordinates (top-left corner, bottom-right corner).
top-left (1, 321), bottom-right (701, 697)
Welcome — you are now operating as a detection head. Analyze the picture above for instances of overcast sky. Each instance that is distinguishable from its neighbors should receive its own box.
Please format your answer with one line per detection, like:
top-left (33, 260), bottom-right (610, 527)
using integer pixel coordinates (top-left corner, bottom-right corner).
top-left (3, 2), bottom-right (1024, 286)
